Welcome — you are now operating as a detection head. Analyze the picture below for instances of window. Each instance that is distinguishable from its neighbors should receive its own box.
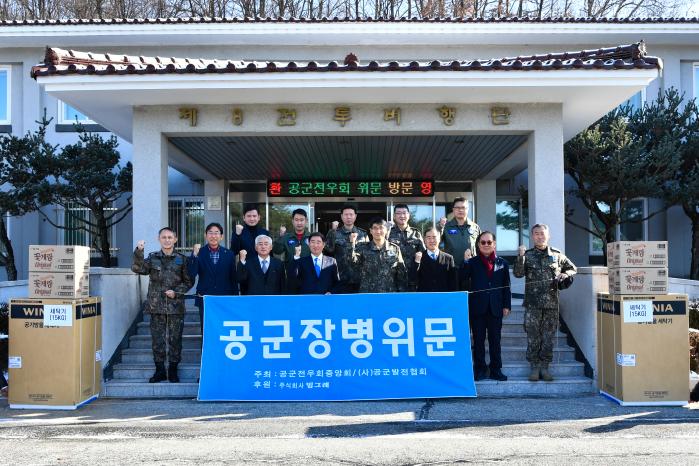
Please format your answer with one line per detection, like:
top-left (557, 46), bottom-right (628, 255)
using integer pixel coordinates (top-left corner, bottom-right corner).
top-left (495, 198), bottom-right (528, 253)
top-left (619, 89), bottom-right (645, 112)
top-left (0, 65), bottom-right (10, 124)
top-left (589, 199), bottom-right (647, 255)
top-left (169, 197), bottom-right (205, 253)
top-left (59, 202), bottom-right (119, 258)
top-left (694, 63), bottom-right (699, 99)
top-left (58, 101), bottom-right (94, 124)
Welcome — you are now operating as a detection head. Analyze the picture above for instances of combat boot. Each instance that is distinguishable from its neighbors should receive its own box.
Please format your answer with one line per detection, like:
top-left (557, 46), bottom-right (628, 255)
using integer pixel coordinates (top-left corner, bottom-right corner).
top-left (528, 365), bottom-right (540, 382)
top-left (149, 362), bottom-right (167, 383)
top-left (540, 365), bottom-right (554, 382)
top-left (168, 363), bottom-right (180, 383)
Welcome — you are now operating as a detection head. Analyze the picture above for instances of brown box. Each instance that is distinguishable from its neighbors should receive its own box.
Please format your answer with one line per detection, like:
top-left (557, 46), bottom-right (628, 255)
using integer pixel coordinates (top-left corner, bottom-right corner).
top-left (597, 293), bottom-right (688, 406)
top-left (28, 245), bottom-right (90, 273)
top-left (28, 271), bottom-right (89, 299)
top-left (607, 241), bottom-right (668, 268)
top-left (8, 297), bottom-right (102, 409)
top-left (608, 267), bottom-right (667, 295)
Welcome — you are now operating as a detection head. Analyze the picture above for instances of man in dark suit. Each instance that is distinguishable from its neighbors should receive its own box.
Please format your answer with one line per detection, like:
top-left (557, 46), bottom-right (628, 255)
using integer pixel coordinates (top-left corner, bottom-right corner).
top-left (411, 228), bottom-right (458, 292)
top-left (288, 232), bottom-right (340, 294)
top-left (230, 204), bottom-right (270, 260)
top-left (462, 231), bottom-right (512, 382)
top-left (187, 222), bottom-right (238, 334)
top-left (237, 235), bottom-right (286, 295)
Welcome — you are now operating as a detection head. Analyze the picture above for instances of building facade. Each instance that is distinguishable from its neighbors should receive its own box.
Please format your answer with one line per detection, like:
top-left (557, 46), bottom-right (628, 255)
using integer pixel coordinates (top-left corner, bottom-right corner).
top-left (1, 18), bottom-right (698, 279)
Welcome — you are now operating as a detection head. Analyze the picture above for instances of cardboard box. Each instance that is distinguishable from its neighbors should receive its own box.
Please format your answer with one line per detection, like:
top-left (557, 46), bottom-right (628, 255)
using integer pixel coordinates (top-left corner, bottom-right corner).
top-left (597, 293), bottom-right (688, 406)
top-left (28, 271), bottom-right (89, 299)
top-left (608, 267), bottom-right (667, 295)
top-left (607, 241), bottom-right (668, 268)
top-left (8, 297), bottom-right (102, 409)
top-left (28, 245), bottom-right (90, 273)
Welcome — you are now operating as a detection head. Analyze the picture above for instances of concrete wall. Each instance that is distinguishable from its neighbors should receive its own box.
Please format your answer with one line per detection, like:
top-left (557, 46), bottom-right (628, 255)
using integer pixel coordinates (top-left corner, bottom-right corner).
top-left (89, 268), bottom-right (148, 365)
top-left (558, 267), bottom-right (609, 379)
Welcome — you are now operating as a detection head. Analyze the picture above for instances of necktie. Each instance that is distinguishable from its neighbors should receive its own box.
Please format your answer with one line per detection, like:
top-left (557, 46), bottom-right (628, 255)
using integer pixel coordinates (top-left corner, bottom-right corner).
top-left (314, 257), bottom-right (321, 277)
top-left (430, 252), bottom-right (436, 260)
top-left (261, 259), bottom-right (268, 273)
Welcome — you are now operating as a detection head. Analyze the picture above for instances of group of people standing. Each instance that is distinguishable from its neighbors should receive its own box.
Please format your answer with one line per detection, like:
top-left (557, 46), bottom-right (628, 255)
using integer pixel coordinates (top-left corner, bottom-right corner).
top-left (132, 197), bottom-right (576, 387)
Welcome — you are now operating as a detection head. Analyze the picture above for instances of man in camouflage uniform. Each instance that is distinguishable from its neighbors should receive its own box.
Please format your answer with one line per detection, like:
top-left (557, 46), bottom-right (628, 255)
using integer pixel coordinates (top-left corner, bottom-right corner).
top-left (350, 217), bottom-right (408, 293)
top-left (388, 204), bottom-right (426, 291)
top-left (438, 197), bottom-right (481, 285)
top-left (513, 223), bottom-right (576, 382)
top-left (324, 204), bottom-right (369, 293)
top-left (132, 227), bottom-right (193, 384)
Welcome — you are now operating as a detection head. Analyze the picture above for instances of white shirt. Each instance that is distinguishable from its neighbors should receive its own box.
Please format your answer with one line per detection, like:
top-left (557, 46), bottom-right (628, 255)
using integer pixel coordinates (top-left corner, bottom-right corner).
top-left (311, 253), bottom-right (323, 264)
top-left (427, 249), bottom-right (440, 260)
top-left (258, 255), bottom-right (271, 269)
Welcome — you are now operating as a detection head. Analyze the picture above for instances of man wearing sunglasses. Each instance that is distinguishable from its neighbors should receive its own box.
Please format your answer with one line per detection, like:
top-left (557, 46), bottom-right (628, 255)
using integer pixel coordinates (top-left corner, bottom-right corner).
top-left (513, 223), bottom-right (577, 382)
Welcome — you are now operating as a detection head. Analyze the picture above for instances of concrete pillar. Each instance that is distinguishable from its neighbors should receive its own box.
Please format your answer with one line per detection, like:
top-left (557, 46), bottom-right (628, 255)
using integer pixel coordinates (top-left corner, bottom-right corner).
top-left (204, 179), bottom-right (227, 231)
top-left (474, 179), bottom-right (497, 234)
top-left (527, 117), bottom-right (565, 249)
top-left (132, 110), bottom-right (168, 253)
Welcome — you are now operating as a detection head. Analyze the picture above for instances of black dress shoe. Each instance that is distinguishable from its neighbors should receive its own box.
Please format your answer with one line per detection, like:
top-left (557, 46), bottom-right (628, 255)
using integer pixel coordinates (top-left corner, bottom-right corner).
top-left (489, 370), bottom-right (508, 381)
top-left (474, 369), bottom-right (488, 381)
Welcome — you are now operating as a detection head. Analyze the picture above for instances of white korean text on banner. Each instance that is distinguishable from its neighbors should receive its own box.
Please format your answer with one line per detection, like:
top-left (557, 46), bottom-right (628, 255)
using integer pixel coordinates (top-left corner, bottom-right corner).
top-left (198, 292), bottom-right (476, 401)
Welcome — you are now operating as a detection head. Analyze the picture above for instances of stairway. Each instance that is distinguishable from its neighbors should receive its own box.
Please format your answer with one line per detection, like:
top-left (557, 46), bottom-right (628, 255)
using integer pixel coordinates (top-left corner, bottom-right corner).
top-left (101, 300), bottom-right (595, 398)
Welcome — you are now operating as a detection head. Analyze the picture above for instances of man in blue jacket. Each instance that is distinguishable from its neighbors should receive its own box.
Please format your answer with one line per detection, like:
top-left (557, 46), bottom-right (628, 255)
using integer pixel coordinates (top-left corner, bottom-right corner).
top-left (288, 232), bottom-right (340, 294)
top-left (462, 231), bottom-right (512, 382)
top-left (188, 222), bottom-right (238, 334)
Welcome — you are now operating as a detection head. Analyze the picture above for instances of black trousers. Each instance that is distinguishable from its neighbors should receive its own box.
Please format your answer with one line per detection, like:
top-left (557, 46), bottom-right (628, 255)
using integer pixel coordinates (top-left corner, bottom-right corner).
top-left (470, 307), bottom-right (504, 371)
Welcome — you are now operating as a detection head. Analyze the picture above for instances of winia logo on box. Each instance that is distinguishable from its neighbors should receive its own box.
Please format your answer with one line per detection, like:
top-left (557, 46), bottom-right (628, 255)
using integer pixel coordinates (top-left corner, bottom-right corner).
top-left (22, 306), bottom-right (44, 317)
top-left (653, 303), bottom-right (675, 313)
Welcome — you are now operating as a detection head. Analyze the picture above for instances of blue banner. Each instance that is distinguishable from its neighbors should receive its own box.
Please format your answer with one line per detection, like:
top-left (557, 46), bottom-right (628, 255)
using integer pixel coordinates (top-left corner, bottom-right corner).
top-left (198, 292), bottom-right (476, 401)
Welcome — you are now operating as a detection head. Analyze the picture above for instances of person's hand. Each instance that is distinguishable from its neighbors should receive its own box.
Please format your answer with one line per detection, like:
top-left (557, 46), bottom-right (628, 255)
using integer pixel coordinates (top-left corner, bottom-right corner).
top-left (193, 244), bottom-right (201, 256)
top-left (503, 308), bottom-right (510, 317)
top-left (239, 250), bottom-right (247, 262)
top-left (386, 221), bottom-right (394, 230)
top-left (331, 221), bottom-right (339, 230)
top-left (464, 249), bottom-right (472, 260)
top-left (136, 240), bottom-right (145, 250)
top-left (280, 225), bottom-right (287, 236)
top-left (557, 273), bottom-right (568, 281)
top-left (439, 217), bottom-right (447, 227)
top-left (414, 251), bottom-right (422, 263)
top-left (165, 290), bottom-right (175, 299)
top-left (235, 223), bottom-right (244, 236)
top-left (294, 245), bottom-right (302, 257)
top-left (518, 245), bottom-right (526, 256)
top-left (350, 232), bottom-right (358, 246)
top-left (325, 291), bottom-right (332, 295)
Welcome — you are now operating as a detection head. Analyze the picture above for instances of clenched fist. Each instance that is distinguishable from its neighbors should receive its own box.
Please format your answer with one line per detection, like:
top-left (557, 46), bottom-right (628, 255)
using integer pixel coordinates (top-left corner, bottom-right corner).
top-left (439, 217), bottom-right (447, 227)
top-left (518, 245), bottom-right (526, 256)
top-left (136, 240), bottom-right (145, 250)
top-left (464, 249), bottom-right (472, 260)
top-left (414, 251), bottom-right (423, 263)
top-left (280, 225), bottom-right (287, 236)
top-left (331, 221), bottom-right (339, 230)
top-left (350, 232), bottom-right (358, 245)
top-left (192, 244), bottom-right (201, 256)
top-left (294, 245), bottom-right (302, 257)
top-left (235, 224), bottom-right (244, 236)
top-left (239, 249), bottom-right (247, 262)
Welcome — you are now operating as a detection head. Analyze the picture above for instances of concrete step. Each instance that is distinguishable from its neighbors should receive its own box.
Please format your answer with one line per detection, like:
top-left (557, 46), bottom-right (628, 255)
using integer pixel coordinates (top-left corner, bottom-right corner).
top-left (143, 310), bottom-right (200, 323)
top-left (101, 381), bottom-right (199, 398)
top-left (101, 377), bottom-right (595, 398)
top-left (109, 361), bottom-right (585, 382)
top-left (112, 363), bottom-right (201, 381)
top-left (137, 321), bottom-right (201, 335)
top-left (129, 335), bottom-right (202, 349)
top-left (119, 344), bottom-right (577, 364)
top-left (475, 377), bottom-right (596, 396)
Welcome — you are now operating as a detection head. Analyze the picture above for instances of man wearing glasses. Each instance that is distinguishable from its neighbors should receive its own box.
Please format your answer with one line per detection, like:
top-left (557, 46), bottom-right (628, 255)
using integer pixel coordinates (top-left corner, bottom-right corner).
top-left (438, 197), bottom-right (481, 274)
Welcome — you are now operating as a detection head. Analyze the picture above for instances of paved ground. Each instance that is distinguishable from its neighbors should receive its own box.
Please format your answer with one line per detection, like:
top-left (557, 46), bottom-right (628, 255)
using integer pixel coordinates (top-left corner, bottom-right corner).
top-left (1, 395), bottom-right (698, 465)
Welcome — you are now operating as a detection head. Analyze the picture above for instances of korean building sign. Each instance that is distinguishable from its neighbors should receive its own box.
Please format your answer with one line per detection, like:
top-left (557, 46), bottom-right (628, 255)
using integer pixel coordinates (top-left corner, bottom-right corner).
top-left (198, 293), bottom-right (476, 401)
top-left (267, 180), bottom-right (434, 197)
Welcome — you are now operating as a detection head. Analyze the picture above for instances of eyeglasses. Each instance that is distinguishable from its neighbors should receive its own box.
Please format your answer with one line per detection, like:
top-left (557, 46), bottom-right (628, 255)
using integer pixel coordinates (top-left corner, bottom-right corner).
top-left (479, 240), bottom-right (494, 245)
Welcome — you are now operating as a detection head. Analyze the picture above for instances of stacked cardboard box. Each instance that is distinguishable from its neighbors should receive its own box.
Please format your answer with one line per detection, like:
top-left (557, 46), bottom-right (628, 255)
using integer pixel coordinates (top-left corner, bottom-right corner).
top-left (8, 297), bottom-right (102, 409)
top-left (28, 245), bottom-right (90, 299)
top-left (598, 241), bottom-right (689, 405)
